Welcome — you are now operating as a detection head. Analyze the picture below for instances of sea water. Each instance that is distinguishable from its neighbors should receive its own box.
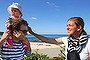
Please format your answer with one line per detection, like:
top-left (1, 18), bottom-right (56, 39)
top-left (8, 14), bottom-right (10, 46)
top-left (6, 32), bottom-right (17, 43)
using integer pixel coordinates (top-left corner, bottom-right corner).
top-left (0, 34), bottom-right (68, 42)
top-left (26, 34), bottom-right (68, 42)
top-left (0, 34), bottom-right (90, 42)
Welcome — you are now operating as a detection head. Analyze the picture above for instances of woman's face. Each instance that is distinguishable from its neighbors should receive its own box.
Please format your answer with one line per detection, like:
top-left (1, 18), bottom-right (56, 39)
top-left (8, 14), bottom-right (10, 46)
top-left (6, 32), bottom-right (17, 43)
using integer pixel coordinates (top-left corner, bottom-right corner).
top-left (67, 20), bottom-right (79, 36)
top-left (20, 24), bottom-right (28, 36)
top-left (11, 8), bottom-right (21, 18)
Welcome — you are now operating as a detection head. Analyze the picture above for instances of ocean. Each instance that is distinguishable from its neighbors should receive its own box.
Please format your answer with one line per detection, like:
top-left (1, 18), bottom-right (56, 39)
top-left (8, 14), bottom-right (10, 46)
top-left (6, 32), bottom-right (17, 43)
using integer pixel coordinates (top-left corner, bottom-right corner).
top-left (0, 34), bottom-right (68, 42)
top-left (26, 34), bottom-right (68, 42)
top-left (0, 34), bottom-right (90, 42)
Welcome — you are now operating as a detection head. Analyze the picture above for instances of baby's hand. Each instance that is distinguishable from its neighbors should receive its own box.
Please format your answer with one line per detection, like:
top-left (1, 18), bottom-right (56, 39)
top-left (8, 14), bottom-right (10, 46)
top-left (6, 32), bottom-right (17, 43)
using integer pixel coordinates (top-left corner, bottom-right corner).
top-left (15, 32), bottom-right (22, 38)
top-left (15, 31), bottom-right (25, 40)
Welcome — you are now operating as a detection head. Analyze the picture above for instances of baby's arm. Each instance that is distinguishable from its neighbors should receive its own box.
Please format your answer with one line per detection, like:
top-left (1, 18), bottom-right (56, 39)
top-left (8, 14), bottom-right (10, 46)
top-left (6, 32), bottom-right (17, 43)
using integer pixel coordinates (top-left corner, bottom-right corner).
top-left (5, 18), bottom-right (13, 48)
top-left (7, 37), bottom-right (13, 48)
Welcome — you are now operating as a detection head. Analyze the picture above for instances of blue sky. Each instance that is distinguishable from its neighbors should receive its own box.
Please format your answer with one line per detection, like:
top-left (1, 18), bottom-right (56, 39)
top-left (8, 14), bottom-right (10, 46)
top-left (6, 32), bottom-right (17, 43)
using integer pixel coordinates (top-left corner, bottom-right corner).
top-left (0, 0), bottom-right (90, 34)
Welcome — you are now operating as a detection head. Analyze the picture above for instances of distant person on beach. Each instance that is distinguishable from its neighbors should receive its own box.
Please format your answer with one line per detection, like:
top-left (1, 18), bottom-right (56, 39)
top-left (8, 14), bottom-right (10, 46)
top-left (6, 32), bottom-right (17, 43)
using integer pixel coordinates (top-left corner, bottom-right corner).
top-left (28, 17), bottom-right (90, 60)
top-left (0, 19), bottom-right (31, 60)
top-left (5, 2), bottom-right (31, 57)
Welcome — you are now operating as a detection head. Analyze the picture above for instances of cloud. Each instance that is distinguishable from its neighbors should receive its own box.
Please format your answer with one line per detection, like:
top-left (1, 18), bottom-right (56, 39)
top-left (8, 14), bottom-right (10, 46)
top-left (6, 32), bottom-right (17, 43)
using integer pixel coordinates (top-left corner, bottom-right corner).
top-left (30, 17), bottom-right (38, 20)
top-left (46, 2), bottom-right (59, 8)
top-left (46, 1), bottom-right (60, 11)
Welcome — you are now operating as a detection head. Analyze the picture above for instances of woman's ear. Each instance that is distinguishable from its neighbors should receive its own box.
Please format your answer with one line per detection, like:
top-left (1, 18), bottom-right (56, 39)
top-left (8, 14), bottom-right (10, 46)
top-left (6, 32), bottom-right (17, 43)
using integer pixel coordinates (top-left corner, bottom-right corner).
top-left (77, 26), bottom-right (82, 31)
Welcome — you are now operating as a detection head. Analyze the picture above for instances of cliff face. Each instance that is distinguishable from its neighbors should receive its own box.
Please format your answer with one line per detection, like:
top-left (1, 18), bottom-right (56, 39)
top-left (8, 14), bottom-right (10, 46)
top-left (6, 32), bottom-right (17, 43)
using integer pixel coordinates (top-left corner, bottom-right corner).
top-left (0, 32), bottom-right (3, 35)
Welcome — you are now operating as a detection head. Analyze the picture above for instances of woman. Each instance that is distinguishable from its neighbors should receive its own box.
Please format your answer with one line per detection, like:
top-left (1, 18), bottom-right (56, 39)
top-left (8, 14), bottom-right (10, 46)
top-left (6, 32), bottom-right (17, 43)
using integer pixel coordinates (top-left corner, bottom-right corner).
top-left (0, 19), bottom-right (31, 60)
top-left (28, 17), bottom-right (90, 60)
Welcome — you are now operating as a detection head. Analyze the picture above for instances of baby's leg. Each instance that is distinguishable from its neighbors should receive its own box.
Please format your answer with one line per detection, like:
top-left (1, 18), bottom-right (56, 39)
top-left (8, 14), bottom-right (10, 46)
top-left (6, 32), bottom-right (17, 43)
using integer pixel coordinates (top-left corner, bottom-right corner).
top-left (7, 37), bottom-right (13, 48)
top-left (22, 42), bottom-right (28, 50)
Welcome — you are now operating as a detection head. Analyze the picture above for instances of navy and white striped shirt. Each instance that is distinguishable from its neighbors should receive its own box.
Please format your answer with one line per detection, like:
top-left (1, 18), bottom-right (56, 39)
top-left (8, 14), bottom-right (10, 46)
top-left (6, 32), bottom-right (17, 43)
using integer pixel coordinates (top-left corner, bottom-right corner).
top-left (1, 41), bottom-right (25, 60)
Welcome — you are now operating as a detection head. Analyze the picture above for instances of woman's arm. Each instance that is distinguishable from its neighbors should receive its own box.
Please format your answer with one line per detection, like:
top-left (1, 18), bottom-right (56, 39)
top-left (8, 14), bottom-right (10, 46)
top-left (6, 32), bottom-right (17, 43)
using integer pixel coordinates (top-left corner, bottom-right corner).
top-left (88, 52), bottom-right (90, 60)
top-left (28, 27), bottom-right (64, 44)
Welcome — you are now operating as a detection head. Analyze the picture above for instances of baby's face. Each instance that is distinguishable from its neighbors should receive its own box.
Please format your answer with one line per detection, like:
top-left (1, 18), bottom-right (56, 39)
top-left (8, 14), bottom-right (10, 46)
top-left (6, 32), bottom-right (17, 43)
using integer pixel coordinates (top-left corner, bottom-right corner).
top-left (11, 8), bottom-right (21, 17)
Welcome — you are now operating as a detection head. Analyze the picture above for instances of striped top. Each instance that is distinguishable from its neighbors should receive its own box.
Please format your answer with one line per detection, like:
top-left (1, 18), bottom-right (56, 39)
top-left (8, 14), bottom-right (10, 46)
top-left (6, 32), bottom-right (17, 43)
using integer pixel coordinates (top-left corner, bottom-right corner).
top-left (1, 41), bottom-right (25, 60)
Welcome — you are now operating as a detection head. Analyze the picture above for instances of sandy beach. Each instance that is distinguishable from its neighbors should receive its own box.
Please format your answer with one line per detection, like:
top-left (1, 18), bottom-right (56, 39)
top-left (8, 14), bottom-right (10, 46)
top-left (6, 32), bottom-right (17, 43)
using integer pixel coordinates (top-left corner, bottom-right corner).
top-left (30, 42), bottom-right (64, 58)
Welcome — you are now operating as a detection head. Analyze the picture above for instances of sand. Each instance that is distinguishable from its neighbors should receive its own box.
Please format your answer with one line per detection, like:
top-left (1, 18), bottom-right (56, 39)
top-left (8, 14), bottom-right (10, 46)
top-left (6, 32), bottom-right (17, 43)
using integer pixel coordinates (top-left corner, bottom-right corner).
top-left (30, 42), bottom-right (64, 58)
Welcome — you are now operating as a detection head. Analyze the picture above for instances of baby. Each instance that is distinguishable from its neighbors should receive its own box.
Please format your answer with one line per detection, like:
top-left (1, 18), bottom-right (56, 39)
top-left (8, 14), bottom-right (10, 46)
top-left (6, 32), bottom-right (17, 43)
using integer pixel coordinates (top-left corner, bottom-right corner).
top-left (6, 3), bottom-right (31, 57)
top-left (6, 3), bottom-right (23, 48)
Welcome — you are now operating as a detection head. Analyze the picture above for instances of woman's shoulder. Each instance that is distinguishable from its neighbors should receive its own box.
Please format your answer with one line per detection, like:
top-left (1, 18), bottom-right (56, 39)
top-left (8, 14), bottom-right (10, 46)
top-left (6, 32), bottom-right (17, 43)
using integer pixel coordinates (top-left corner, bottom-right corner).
top-left (88, 37), bottom-right (90, 40)
top-left (82, 37), bottom-right (90, 49)
top-left (61, 37), bottom-right (68, 47)
top-left (56, 37), bottom-right (68, 43)
top-left (61, 37), bottom-right (68, 41)
top-left (87, 37), bottom-right (90, 44)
